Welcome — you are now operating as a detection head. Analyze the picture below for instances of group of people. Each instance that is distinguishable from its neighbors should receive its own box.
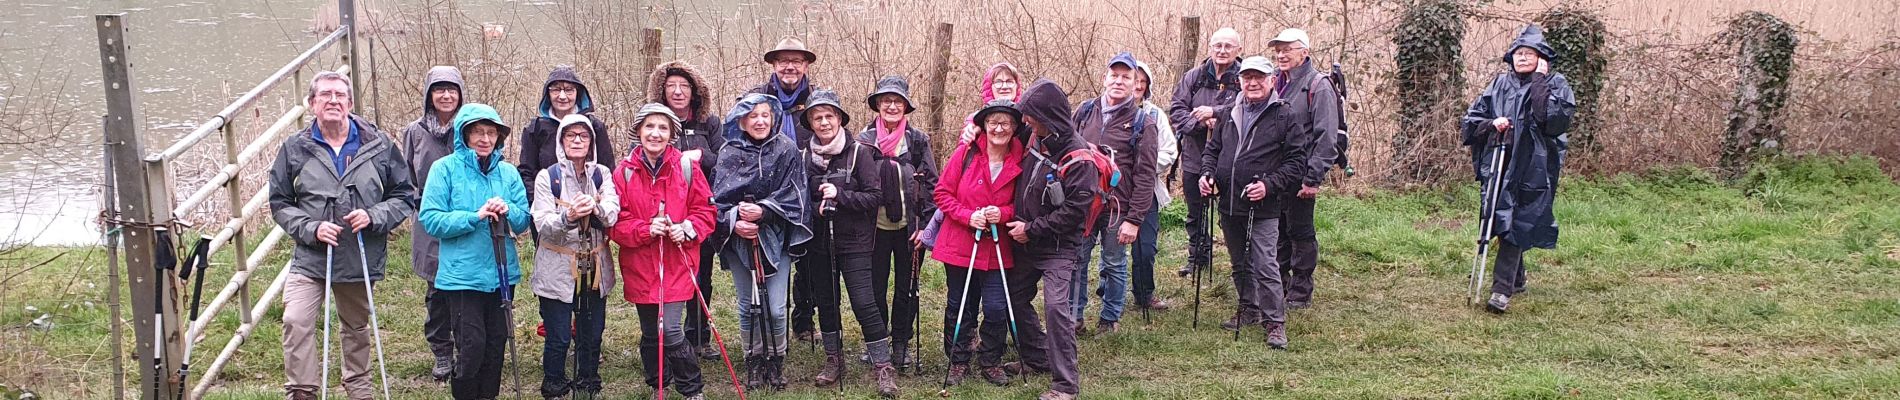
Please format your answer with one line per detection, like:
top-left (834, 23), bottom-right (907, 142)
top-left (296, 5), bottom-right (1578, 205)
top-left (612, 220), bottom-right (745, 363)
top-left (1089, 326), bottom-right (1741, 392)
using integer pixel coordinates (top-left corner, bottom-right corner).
top-left (266, 22), bottom-right (1575, 400)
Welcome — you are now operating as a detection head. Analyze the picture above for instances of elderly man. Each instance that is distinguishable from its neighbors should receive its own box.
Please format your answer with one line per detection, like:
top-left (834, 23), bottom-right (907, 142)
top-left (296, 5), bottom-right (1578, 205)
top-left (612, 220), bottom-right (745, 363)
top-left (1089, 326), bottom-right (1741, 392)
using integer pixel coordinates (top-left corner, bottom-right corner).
top-left (1171, 28), bottom-right (1244, 279)
top-left (746, 37), bottom-right (821, 145)
top-left (270, 70), bottom-right (418, 399)
top-left (1199, 57), bottom-right (1311, 349)
top-left (1069, 52), bottom-right (1161, 335)
top-left (1265, 28), bottom-right (1342, 311)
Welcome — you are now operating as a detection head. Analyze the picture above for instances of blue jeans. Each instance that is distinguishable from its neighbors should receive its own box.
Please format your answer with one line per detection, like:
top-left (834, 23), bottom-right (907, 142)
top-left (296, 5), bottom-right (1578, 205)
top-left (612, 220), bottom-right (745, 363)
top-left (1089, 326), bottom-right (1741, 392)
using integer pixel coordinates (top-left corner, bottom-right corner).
top-left (731, 262), bottom-right (791, 357)
top-left (537, 294), bottom-right (604, 396)
top-left (1072, 217), bottom-right (1130, 322)
top-left (1132, 206), bottom-right (1162, 305)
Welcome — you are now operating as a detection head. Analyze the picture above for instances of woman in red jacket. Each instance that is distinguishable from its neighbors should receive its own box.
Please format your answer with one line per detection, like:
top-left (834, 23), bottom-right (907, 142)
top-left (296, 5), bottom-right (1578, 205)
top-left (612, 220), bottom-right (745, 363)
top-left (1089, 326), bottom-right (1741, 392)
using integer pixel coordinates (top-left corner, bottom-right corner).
top-left (933, 100), bottom-right (1045, 387)
top-left (610, 104), bottom-right (715, 400)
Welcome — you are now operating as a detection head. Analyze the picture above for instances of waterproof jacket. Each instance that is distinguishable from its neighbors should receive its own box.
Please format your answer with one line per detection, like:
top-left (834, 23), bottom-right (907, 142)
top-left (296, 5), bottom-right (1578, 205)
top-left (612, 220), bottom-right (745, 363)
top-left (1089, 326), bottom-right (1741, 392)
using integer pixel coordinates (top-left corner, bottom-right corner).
top-left (528, 155), bottom-right (620, 304)
top-left (746, 75), bottom-right (815, 145)
top-left (804, 134), bottom-right (884, 256)
top-left (519, 66), bottom-right (616, 200)
top-left (403, 66), bottom-right (463, 282)
top-left (712, 94), bottom-right (813, 278)
top-left (932, 137), bottom-right (1024, 271)
top-left (419, 105), bottom-right (533, 293)
top-left (649, 61), bottom-right (725, 182)
top-left (1073, 96), bottom-right (1159, 227)
top-left (1276, 59), bottom-right (1344, 188)
top-left (1460, 26), bottom-right (1576, 250)
top-left (269, 116), bottom-right (418, 283)
top-left (856, 123), bottom-right (939, 231)
top-left (1200, 96), bottom-right (1311, 216)
top-left (1011, 79), bottom-right (1101, 260)
top-left (610, 146), bottom-right (717, 304)
top-left (1168, 58), bottom-right (1241, 174)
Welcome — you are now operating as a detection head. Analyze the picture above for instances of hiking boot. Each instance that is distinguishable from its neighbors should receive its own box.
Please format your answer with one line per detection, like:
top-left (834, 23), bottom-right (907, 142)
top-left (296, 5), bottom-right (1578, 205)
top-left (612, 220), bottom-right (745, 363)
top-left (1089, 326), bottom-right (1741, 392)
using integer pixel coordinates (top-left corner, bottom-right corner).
top-left (1265, 322), bottom-right (1288, 350)
top-left (981, 365), bottom-right (1011, 386)
top-left (815, 352), bottom-right (846, 386)
top-left (767, 355), bottom-right (789, 390)
top-left (1487, 293), bottom-right (1511, 314)
top-left (744, 354), bottom-right (767, 390)
top-left (1220, 314), bottom-right (1261, 331)
top-left (1074, 322), bottom-right (1089, 336)
top-left (1096, 319), bottom-right (1120, 335)
top-left (697, 342), bottom-right (719, 360)
top-left (431, 353), bottom-right (453, 381)
top-left (1002, 361), bottom-right (1046, 376)
top-left (872, 362), bottom-right (900, 398)
top-left (944, 363), bottom-right (970, 387)
top-left (1176, 264), bottom-right (1197, 277)
top-left (891, 343), bottom-right (913, 374)
top-left (285, 386), bottom-right (317, 400)
top-left (1038, 389), bottom-right (1078, 400)
top-left (1140, 298), bottom-right (1174, 311)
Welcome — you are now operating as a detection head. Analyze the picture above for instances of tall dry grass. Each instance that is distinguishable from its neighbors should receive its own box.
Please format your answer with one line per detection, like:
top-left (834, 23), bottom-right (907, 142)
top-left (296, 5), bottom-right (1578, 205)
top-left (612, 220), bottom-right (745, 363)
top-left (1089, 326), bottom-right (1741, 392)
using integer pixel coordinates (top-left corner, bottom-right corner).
top-left (354, 0), bottom-right (1900, 188)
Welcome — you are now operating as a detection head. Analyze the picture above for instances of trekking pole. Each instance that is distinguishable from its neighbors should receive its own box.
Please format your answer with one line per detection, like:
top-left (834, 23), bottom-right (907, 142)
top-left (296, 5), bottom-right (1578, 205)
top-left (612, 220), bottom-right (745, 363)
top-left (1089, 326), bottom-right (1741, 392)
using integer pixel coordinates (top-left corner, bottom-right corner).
top-left (1468, 140), bottom-right (1509, 306)
top-left (911, 246), bottom-right (924, 372)
top-left (741, 196), bottom-right (769, 390)
top-left (321, 223), bottom-right (337, 400)
top-left (938, 228), bottom-right (985, 397)
top-left (489, 217), bottom-right (522, 400)
top-left (174, 236), bottom-right (211, 400)
top-left (1193, 201), bottom-right (1209, 329)
top-left (822, 198), bottom-right (844, 395)
top-left (988, 226), bottom-right (1023, 382)
top-left (656, 202), bottom-right (670, 400)
top-left (1237, 175), bottom-right (1262, 342)
top-left (345, 188), bottom-right (394, 400)
top-left (685, 256), bottom-right (748, 400)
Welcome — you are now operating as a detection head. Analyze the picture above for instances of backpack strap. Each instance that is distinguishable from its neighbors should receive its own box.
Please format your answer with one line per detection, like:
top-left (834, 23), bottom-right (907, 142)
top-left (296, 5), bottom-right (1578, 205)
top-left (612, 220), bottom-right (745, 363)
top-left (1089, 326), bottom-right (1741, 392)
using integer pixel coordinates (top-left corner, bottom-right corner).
top-left (549, 163), bottom-right (565, 198)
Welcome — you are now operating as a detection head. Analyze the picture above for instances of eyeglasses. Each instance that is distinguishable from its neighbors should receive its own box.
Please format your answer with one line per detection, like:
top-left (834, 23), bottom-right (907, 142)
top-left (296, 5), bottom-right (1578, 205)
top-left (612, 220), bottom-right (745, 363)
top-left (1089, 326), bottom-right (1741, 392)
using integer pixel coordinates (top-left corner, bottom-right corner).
top-left (1271, 46), bottom-right (1308, 56)
top-left (564, 132), bottom-right (591, 142)
top-left (1210, 43), bottom-right (1240, 51)
top-left (315, 90), bottom-right (349, 103)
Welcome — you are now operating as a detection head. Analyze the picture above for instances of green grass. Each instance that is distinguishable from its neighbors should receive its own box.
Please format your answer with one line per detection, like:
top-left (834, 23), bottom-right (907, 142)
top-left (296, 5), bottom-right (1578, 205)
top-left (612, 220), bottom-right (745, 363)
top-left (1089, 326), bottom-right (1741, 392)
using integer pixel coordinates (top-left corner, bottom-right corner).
top-left (4, 156), bottom-right (1900, 399)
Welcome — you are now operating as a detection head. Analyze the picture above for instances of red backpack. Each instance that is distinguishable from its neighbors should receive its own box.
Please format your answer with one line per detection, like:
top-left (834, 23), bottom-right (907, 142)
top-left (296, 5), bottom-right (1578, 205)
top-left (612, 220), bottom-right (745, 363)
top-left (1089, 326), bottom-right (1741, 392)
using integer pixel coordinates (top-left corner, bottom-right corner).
top-left (1029, 145), bottom-right (1122, 237)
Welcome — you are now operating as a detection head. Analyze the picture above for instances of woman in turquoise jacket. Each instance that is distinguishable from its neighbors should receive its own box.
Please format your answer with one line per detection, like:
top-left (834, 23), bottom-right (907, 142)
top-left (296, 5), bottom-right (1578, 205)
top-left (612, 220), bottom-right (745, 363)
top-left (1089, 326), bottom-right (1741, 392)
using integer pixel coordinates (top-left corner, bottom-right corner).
top-left (418, 103), bottom-right (533, 400)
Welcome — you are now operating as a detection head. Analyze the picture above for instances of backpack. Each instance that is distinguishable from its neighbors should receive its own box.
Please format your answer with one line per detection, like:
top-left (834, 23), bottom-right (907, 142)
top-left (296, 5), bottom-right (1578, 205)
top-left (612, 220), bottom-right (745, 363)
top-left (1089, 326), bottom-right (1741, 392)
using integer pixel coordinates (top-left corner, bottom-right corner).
top-left (550, 162), bottom-right (604, 199)
top-left (1028, 145), bottom-right (1121, 237)
top-left (1073, 99), bottom-right (1149, 154)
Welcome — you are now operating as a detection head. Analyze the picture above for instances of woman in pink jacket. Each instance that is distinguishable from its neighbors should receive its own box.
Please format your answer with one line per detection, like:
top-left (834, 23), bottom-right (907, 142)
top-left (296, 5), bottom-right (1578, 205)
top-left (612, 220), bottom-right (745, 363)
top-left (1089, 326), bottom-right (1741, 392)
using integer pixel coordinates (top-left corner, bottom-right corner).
top-left (933, 100), bottom-right (1046, 387)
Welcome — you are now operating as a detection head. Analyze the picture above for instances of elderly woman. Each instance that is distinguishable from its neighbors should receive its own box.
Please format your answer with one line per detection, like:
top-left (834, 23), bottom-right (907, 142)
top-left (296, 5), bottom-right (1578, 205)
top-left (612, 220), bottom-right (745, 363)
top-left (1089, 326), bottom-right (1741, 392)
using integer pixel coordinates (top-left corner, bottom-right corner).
top-left (794, 89), bottom-right (899, 397)
top-left (856, 76), bottom-right (939, 372)
top-left (713, 93), bottom-right (812, 390)
top-left (1460, 24), bottom-right (1577, 314)
top-left (934, 99), bottom-right (1048, 388)
top-left (610, 104), bottom-right (716, 400)
top-left (528, 114), bottom-right (620, 399)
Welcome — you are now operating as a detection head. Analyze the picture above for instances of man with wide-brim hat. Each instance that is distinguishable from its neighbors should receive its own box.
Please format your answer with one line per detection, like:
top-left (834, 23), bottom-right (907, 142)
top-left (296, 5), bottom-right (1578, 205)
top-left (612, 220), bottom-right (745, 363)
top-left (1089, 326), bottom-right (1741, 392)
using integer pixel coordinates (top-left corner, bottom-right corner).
top-left (747, 36), bottom-right (821, 147)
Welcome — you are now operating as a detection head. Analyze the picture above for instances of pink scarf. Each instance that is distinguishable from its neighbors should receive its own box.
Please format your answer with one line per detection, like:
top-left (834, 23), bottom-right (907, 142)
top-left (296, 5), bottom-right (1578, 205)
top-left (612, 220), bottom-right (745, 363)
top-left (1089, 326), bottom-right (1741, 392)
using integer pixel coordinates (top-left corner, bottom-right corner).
top-left (876, 118), bottom-right (908, 158)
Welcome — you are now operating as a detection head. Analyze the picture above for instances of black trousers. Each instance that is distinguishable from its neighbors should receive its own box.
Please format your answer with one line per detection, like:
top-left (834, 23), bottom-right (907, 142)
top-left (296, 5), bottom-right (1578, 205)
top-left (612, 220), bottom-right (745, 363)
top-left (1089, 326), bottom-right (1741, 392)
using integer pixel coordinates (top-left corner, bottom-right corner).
top-left (791, 248), bottom-right (819, 335)
top-left (873, 228), bottom-right (921, 348)
top-left (685, 244), bottom-right (717, 347)
top-left (444, 289), bottom-right (508, 400)
top-left (1183, 172), bottom-right (1214, 268)
top-left (1277, 196), bottom-right (1319, 304)
top-left (1491, 240), bottom-right (1528, 296)
top-left (425, 285), bottom-right (454, 360)
top-left (799, 250), bottom-right (891, 341)
top-left (948, 263), bottom-right (1049, 368)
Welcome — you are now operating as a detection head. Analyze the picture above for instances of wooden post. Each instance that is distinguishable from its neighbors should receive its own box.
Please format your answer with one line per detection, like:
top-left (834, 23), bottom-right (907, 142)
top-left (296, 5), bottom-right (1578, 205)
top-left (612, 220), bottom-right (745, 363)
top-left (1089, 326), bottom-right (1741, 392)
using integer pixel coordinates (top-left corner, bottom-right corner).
top-left (1176, 16), bottom-right (1201, 76)
top-left (97, 14), bottom-right (186, 400)
top-left (641, 28), bottom-right (664, 76)
top-left (924, 23), bottom-right (954, 137)
top-left (340, 0), bottom-right (360, 114)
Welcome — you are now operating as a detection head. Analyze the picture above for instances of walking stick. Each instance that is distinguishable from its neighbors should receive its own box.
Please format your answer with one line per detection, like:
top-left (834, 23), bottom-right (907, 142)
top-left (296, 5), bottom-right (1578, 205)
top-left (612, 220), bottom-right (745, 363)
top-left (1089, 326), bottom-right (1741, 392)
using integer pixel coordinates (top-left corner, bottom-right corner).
top-left (488, 217), bottom-right (522, 400)
top-left (989, 225), bottom-right (1024, 383)
top-left (343, 188), bottom-right (393, 400)
top-left (1469, 139), bottom-right (1510, 306)
top-left (938, 228), bottom-right (986, 396)
top-left (174, 236), bottom-right (211, 400)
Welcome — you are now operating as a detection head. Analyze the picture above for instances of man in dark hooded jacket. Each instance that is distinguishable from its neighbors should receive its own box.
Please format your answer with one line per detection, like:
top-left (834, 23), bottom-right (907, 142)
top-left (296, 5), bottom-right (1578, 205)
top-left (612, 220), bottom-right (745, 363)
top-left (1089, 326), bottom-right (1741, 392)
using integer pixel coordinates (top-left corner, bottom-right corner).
top-left (1199, 57), bottom-right (1310, 349)
top-left (1461, 24), bottom-right (1577, 314)
top-left (1005, 78), bottom-right (1098, 400)
top-left (401, 65), bottom-right (464, 381)
top-left (1170, 27), bottom-right (1243, 278)
top-left (649, 60), bottom-right (727, 358)
top-left (519, 65), bottom-right (616, 204)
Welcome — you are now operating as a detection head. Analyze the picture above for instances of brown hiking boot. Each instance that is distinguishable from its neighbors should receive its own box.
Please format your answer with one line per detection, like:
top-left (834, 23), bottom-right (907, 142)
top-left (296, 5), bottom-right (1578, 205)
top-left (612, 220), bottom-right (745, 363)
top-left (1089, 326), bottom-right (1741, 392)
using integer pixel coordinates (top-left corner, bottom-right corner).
top-left (872, 362), bottom-right (899, 398)
top-left (944, 363), bottom-right (970, 387)
top-left (1265, 322), bottom-right (1288, 350)
top-left (981, 365), bottom-right (1011, 386)
top-left (815, 351), bottom-right (846, 386)
top-left (1096, 319), bottom-right (1120, 334)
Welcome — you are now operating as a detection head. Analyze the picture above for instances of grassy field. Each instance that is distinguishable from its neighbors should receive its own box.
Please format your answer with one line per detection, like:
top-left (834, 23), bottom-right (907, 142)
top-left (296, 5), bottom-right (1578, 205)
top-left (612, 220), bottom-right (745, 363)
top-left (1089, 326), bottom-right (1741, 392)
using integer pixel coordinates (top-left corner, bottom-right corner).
top-left (4, 156), bottom-right (1899, 399)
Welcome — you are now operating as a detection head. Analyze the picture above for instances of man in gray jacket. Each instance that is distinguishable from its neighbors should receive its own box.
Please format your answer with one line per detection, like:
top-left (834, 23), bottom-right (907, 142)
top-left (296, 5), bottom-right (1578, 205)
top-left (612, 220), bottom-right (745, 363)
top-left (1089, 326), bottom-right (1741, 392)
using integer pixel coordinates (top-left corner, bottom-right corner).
top-left (1264, 29), bottom-right (1342, 310)
top-left (401, 65), bottom-right (463, 381)
top-left (269, 71), bottom-right (418, 400)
